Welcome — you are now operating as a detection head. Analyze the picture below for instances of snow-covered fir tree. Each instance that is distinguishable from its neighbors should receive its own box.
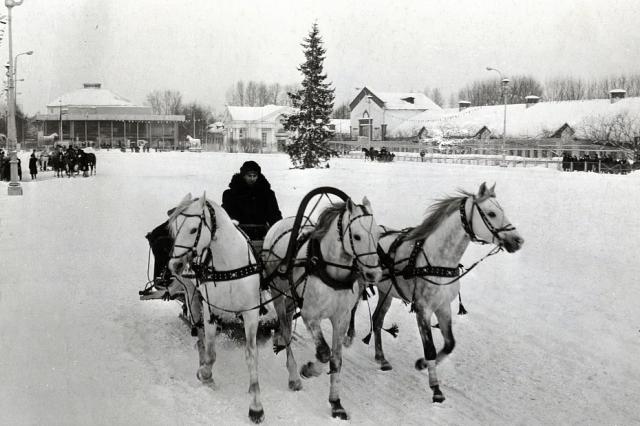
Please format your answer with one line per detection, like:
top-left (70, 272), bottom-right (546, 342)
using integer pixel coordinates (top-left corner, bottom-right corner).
top-left (283, 23), bottom-right (336, 169)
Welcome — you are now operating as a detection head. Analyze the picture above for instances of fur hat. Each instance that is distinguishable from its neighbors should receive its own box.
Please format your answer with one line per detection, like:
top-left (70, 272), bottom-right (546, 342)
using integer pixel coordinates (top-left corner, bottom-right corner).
top-left (240, 160), bottom-right (261, 175)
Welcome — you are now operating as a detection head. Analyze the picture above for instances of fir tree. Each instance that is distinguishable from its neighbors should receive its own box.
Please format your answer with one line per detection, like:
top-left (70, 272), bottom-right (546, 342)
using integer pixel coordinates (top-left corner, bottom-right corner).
top-left (283, 23), bottom-right (336, 169)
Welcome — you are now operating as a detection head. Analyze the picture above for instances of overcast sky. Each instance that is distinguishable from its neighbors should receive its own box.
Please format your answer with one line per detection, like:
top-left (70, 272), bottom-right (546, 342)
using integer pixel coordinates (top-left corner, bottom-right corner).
top-left (3, 0), bottom-right (640, 115)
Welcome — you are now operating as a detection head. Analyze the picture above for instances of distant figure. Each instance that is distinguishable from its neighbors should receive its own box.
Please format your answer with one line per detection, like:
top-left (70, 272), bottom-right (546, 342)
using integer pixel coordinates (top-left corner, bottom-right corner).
top-left (29, 152), bottom-right (38, 180)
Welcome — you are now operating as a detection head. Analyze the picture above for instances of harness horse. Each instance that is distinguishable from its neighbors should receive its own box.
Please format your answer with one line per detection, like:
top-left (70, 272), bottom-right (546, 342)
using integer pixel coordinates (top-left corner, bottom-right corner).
top-left (261, 187), bottom-right (382, 420)
top-left (349, 182), bottom-right (523, 404)
top-left (166, 193), bottom-right (266, 423)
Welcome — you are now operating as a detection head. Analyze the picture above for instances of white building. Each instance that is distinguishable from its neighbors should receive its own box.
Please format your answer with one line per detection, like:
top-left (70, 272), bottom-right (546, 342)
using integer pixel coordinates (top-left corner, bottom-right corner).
top-left (349, 87), bottom-right (442, 142)
top-left (222, 105), bottom-right (294, 152)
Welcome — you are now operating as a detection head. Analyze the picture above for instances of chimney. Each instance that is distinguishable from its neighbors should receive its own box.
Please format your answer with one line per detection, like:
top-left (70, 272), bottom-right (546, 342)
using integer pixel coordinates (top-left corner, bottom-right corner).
top-left (609, 89), bottom-right (626, 103)
top-left (83, 83), bottom-right (102, 89)
top-left (525, 95), bottom-right (540, 108)
top-left (458, 100), bottom-right (471, 111)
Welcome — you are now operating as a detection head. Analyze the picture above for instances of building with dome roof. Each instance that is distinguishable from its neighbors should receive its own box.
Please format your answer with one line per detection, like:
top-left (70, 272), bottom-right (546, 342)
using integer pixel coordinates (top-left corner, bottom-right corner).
top-left (35, 83), bottom-right (185, 149)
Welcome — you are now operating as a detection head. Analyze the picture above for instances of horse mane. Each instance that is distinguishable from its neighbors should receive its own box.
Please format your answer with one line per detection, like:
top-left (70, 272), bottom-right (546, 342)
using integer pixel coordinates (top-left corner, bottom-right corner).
top-left (405, 189), bottom-right (484, 241)
top-left (310, 202), bottom-right (346, 240)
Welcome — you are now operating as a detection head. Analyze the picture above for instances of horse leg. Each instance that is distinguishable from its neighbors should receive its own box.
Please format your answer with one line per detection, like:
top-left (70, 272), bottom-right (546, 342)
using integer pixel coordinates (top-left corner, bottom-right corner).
top-left (299, 318), bottom-right (329, 379)
top-left (373, 289), bottom-right (394, 371)
top-left (328, 311), bottom-right (351, 420)
top-left (196, 305), bottom-right (218, 385)
top-left (434, 305), bottom-right (455, 364)
top-left (273, 295), bottom-right (301, 391)
top-left (414, 306), bottom-right (445, 403)
top-left (343, 303), bottom-right (357, 347)
top-left (344, 283), bottom-right (366, 347)
top-left (242, 309), bottom-right (265, 423)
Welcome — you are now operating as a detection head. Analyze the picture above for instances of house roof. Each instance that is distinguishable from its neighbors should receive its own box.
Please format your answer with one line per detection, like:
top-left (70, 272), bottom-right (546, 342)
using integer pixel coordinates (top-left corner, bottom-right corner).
top-left (47, 84), bottom-right (138, 108)
top-left (225, 105), bottom-right (292, 122)
top-left (389, 97), bottom-right (640, 139)
top-left (349, 87), bottom-right (442, 111)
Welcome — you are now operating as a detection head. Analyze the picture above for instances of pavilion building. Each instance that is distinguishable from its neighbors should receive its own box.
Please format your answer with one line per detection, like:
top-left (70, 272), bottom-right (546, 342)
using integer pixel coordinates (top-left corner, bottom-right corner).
top-left (35, 83), bottom-right (185, 149)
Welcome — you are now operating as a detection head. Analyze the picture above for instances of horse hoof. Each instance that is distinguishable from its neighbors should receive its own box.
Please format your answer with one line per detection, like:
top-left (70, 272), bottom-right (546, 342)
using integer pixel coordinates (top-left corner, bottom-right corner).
top-left (248, 408), bottom-right (265, 423)
top-left (380, 360), bottom-right (393, 371)
top-left (288, 379), bottom-right (303, 391)
top-left (196, 368), bottom-right (214, 384)
top-left (330, 399), bottom-right (349, 420)
top-left (432, 385), bottom-right (445, 403)
top-left (300, 361), bottom-right (320, 379)
top-left (415, 358), bottom-right (428, 370)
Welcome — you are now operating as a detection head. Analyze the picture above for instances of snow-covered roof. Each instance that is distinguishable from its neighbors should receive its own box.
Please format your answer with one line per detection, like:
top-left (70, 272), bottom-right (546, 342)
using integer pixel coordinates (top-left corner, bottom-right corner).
top-left (375, 91), bottom-right (441, 110)
top-left (47, 83), bottom-right (137, 108)
top-left (350, 87), bottom-right (442, 112)
top-left (225, 105), bottom-right (293, 122)
top-left (390, 97), bottom-right (640, 139)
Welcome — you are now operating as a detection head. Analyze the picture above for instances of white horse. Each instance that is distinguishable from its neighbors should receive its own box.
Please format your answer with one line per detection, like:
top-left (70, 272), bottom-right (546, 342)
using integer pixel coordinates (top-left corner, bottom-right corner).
top-left (186, 135), bottom-right (202, 151)
top-left (261, 198), bottom-right (382, 420)
top-left (356, 183), bottom-right (524, 404)
top-left (39, 132), bottom-right (58, 144)
top-left (167, 192), bottom-right (266, 423)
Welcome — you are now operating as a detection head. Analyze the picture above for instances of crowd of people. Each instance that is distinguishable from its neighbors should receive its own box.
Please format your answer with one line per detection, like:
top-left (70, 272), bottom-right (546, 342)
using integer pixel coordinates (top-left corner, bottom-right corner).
top-left (561, 152), bottom-right (633, 174)
top-left (0, 149), bottom-right (22, 181)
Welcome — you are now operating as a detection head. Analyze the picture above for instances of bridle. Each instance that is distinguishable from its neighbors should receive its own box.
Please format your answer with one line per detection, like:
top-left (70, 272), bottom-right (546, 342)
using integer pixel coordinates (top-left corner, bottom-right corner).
top-left (460, 195), bottom-right (516, 246)
top-left (336, 203), bottom-right (380, 270)
top-left (170, 201), bottom-right (217, 262)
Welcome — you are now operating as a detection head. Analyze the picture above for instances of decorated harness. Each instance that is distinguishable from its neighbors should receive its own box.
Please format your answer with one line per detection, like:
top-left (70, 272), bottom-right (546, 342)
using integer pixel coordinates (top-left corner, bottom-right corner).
top-left (377, 196), bottom-right (514, 305)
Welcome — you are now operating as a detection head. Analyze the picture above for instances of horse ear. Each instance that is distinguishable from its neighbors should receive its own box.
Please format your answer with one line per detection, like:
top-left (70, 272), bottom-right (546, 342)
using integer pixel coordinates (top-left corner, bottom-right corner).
top-left (478, 182), bottom-right (488, 197)
top-left (362, 196), bottom-right (373, 213)
top-left (180, 193), bottom-right (192, 204)
top-left (489, 183), bottom-right (496, 196)
top-left (200, 192), bottom-right (207, 208)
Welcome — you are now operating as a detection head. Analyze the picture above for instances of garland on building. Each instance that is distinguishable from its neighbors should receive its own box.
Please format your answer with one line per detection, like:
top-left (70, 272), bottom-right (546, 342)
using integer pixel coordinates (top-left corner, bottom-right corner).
top-left (283, 23), bottom-right (336, 169)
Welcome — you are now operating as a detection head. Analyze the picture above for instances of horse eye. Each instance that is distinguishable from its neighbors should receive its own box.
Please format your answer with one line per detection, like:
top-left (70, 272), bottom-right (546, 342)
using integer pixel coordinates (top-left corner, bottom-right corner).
top-left (353, 234), bottom-right (362, 241)
top-left (487, 212), bottom-right (497, 218)
top-left (190, 228), bottom-right (197, 234)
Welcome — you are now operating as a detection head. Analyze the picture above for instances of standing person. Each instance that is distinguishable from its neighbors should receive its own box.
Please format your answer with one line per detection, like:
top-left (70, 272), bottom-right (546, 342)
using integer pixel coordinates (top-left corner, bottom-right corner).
top-left (222, 160), bottom-right (282, 240)
top-left (29, 151), bottom-right (38, 180)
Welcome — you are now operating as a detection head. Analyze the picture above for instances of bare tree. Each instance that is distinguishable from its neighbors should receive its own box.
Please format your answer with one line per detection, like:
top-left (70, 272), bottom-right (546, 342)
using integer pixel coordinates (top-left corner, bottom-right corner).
top-left (578, 111), bottom-right (640, 159)
top-left (430, 88), bottom-right (444, 107)
top-left (268, 83), bottom-right (281, 104)
top-left (146, 89), bottom-right (183, 114)
top-left (331, 102), bottom-right (350, 119)
top-left (458, 75), bottom-right (543, 106)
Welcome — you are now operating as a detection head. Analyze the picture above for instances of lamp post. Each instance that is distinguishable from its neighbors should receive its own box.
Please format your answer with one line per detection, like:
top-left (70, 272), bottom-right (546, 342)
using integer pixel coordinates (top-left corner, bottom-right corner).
top-left (486, 67), bottom-right (510, 166)
top-left (14, 50), bottom-right (32, 145)
top-left (5, 0), bottom-right (25, 195)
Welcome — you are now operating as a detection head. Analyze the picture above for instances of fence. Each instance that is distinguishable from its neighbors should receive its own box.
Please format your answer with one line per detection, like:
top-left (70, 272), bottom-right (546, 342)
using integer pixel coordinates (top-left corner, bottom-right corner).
top-left (342, 151), bottom-right (562, 169)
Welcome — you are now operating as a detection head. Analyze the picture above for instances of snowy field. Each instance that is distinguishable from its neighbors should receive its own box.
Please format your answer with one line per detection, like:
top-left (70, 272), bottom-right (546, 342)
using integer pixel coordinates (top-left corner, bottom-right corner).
top-left (1, 150), bottom-right (639, 425)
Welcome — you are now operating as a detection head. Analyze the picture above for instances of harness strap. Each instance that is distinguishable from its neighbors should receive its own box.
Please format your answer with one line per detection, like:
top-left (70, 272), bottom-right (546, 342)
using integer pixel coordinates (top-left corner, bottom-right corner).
top-left (306, 238), bottom-right (358, 290)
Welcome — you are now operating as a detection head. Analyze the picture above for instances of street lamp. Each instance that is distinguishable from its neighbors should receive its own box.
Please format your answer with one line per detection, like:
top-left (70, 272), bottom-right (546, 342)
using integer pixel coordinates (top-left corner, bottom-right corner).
top-left (14, 50), bottom-right (32, 145)
top-left (486, 66), bottom-right (510, 166)
top-left (5, 0), bottom-right (25, 196)
top-left (14, 50), bottom-right (32, 110)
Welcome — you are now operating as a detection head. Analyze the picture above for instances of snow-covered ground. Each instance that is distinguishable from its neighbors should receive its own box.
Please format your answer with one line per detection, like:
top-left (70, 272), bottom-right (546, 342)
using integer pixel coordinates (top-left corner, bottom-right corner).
top-left (1, 150), bottom-right (639, 425)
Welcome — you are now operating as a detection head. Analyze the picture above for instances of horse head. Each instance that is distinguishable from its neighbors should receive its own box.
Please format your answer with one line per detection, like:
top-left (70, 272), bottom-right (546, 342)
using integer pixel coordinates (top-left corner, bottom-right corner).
top-left (343, 197), bottom-right (382, 283)
top-left (468, 182), bottom-right (524, 253)
top-left (167, 192), bottom-right (214, 275)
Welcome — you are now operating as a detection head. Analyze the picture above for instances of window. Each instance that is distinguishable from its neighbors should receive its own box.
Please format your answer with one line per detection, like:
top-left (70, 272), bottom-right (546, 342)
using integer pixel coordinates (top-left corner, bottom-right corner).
top-left (359, 118), bottom-right (372, 138)
top-left (239, 128), bottom-right (245, 139)
top-left (262, 130), bottom-right (268, 147)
